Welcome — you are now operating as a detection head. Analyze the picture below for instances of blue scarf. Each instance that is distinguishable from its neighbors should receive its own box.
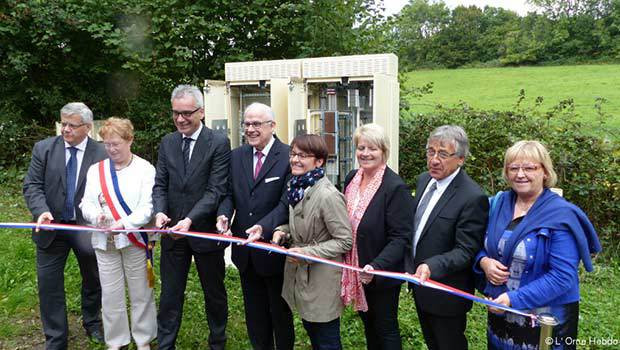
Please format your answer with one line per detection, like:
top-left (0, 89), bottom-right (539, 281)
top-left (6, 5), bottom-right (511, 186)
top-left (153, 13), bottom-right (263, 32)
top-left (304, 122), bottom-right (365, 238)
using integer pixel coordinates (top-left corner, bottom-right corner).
top-left (287, 167), bottom-right (325, 207)
top-left (486, 189), bottom-right (601, 272)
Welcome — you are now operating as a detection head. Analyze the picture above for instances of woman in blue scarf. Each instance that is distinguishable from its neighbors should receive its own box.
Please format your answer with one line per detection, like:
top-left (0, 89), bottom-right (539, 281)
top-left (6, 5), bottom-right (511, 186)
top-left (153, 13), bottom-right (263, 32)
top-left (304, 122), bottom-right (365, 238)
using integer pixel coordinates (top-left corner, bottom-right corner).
top-left (474, 140), bottom-right (601, 350)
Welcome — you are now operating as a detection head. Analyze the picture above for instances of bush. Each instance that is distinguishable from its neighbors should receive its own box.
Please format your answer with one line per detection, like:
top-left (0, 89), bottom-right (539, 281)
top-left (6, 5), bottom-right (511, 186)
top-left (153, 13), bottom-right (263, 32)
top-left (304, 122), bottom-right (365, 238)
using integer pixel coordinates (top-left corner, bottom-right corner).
top-left (399, 99), bottom-right (620, 258)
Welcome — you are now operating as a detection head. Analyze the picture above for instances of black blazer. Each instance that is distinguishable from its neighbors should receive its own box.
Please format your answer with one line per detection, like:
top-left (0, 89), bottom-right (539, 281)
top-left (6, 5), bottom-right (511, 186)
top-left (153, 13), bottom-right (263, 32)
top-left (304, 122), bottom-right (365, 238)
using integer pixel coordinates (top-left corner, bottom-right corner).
top-left (343, 167), bottom-right (414, 290)
top-left (405, 169), bottom-right (488, 317)
top-left (153, 126), bottom-right (231, 253)
top-left (218, 137), bottom-right (290, 276)
top-left (23, 136), bottom-right (107, 248)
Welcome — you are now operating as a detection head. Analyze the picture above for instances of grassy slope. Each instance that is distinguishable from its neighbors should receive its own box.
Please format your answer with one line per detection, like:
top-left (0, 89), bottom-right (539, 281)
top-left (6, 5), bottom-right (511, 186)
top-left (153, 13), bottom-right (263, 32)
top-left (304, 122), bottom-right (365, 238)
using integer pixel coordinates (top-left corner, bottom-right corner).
top-left (0, 183), bottom-right (618, 349)
top-left (403, 64), bottom-right (620, 133)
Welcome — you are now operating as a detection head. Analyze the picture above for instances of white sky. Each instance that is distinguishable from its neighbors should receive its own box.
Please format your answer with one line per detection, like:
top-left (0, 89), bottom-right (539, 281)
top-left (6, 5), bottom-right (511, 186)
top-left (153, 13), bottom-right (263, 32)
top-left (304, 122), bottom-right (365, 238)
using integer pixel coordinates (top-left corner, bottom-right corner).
top-left (383, 0), bottom-right (537, 16)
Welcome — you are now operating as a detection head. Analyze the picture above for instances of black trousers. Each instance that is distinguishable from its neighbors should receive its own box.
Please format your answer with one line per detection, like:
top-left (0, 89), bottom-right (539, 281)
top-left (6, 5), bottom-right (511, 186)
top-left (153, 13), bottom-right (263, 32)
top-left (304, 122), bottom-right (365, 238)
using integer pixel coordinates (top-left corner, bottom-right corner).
top-left (414, 302), bottom-right (468, 350)
top-left (157, 239), bottom-right (228, 350)
top-left (359, 285), bottom-right (402, 350)
top-left (36, 229), bottom-right (102, 350)
top-left (240, 260), bottom-right (295, 350)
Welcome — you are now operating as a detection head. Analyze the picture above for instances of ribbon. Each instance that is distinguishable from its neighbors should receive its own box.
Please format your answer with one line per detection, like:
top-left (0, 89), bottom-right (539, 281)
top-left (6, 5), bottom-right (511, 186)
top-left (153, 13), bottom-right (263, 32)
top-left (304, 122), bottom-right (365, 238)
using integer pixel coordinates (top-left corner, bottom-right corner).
top-left (0, 222), bottom-right (538, 322)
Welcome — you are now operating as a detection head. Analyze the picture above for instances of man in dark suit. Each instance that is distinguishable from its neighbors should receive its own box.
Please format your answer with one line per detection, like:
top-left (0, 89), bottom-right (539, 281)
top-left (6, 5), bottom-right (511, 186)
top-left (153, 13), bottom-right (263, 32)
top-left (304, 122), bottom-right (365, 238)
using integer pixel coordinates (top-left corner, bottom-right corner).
top-left (153, 84), bottom-right (231, 350)
top-left (216, 102), bottom-right (294, 350)
top-left (23, 102), bottom-right (107, 349)
top-left (405, 125), bottom-right (489, 350)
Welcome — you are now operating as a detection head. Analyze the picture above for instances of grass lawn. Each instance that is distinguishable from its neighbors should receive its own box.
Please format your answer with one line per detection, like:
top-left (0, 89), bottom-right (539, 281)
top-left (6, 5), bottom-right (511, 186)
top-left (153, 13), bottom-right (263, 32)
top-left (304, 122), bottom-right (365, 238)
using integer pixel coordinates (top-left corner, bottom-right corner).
top-left (0, 182), bottom-right (618, 349)
top-left (403, 64), bottom-right (620, 134)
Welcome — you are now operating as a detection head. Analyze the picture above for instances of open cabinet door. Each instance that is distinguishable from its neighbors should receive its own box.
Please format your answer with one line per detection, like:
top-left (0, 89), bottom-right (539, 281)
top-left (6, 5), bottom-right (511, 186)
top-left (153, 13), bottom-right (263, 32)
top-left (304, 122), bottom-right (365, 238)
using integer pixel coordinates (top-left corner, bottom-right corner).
top-left (203, 80), bottom-right (232, 143)
top-left (373, 73), bottom-right (400, 173)
top-left (269, 78), bottom-right (290, 144)
top-left (287, 77), bottom-right (306, 144)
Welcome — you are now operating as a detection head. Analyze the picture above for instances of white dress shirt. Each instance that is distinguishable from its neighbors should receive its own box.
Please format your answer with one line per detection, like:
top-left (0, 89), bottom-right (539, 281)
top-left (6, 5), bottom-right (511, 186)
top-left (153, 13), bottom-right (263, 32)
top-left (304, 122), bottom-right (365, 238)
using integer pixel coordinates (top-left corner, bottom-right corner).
top-left (253, 135), bottom-right (275, 174)
top-left (64, 137), bottom-right (88, 190)
top-left (413, 167), bottom-right (461, 256)
top-left (184, 123), bottom-right (203, 161)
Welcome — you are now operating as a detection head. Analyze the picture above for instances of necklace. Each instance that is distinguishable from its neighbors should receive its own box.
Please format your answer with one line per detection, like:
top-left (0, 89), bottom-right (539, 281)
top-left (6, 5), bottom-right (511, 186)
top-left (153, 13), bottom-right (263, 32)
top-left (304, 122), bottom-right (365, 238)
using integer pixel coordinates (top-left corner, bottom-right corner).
top-left (115, 154), bottom-right (133, 171)
top-left (515, 199), bottom-right (535, 213)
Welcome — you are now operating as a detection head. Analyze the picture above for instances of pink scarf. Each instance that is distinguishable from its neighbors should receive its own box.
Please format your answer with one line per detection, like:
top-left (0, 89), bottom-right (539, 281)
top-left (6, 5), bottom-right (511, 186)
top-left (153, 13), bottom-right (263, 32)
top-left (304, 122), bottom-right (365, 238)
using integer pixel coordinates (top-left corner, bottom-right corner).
top-left (341, 164), bottom-right (386, 312)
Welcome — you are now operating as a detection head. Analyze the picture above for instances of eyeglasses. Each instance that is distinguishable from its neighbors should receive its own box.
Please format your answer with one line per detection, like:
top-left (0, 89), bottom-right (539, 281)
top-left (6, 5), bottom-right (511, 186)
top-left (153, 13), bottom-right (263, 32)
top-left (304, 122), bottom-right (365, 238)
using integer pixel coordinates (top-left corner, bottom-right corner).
top-left (242, 120), bottom-right (273, 130)
top-left (289, 151), bottom-right (315, 160)
top-left (61, 122), bottom-right (87, 130)
top-left (426, 148), bottom-right (457, 160)
top-left (507, 163), bottom-right (541, 175)
top-left (172, 107), bottom-right (200, 119)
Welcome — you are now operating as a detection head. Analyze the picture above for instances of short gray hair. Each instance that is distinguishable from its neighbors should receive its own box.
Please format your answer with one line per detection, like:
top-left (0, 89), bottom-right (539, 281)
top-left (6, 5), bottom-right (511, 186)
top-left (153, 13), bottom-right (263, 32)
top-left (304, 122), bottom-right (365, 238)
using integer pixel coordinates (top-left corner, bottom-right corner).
top-left (426, 125), bottom-right (469, 158)
top-left (171, 84), bottom-right (203, 108)
top-left (60, 102), bottom-right (94, 124)
top-left (243, 102), bottom-right (275, 121)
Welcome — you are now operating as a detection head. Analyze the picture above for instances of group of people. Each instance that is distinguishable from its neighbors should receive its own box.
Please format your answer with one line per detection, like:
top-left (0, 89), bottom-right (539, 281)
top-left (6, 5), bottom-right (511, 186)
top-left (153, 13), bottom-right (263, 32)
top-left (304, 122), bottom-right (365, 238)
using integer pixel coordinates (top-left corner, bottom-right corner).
top-left (23, 84), bottom-right (601, 350)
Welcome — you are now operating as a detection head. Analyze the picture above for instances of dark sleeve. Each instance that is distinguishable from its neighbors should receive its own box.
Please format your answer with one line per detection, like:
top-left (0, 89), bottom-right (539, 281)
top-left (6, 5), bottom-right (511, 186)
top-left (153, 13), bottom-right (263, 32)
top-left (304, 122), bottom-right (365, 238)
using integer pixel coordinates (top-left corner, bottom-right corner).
top-left (369, 181), bottom-right (414, 270)
top-left (424, 192), bottom-right (489, 280)
top-left (187, 135), bottom-right (231, 223)
top-left (342, 169), bottom-right (357, 193)
top-left (23, 141), bottom-right (50, 218)
top-left (216, 159), bottom-right (234, 220)
top-left (257, 172), bottom-right (291, 241)
top-left (152, 139), bottom-right (169, 215)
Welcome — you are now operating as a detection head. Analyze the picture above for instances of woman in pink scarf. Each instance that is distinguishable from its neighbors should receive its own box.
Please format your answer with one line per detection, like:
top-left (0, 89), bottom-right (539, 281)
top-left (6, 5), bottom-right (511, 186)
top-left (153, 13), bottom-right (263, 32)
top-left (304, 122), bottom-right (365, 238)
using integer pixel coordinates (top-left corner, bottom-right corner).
top-left (341, 123), bottom-right (414, 350)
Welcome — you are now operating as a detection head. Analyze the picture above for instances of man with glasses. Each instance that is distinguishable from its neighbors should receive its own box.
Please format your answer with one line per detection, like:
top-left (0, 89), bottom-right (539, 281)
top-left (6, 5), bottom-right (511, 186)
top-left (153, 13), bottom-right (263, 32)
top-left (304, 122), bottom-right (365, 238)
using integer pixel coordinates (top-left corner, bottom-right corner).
top-left (216, 102), bottom-right (295, 349)
top-left (23, 102), bottom-right (107, 348)
top-left (153, 85), bottom-right (231, 349)
top-left (404, 125), bottom-right (488, 350)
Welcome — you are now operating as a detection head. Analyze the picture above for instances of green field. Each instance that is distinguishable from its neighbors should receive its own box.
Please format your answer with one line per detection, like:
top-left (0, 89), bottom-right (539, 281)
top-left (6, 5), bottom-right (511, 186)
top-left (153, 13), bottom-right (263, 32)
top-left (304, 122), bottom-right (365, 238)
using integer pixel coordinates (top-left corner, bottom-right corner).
top-left (403, 64), bottom-right (620, 133)
top-left (1, 182), bottom-right (618, 349)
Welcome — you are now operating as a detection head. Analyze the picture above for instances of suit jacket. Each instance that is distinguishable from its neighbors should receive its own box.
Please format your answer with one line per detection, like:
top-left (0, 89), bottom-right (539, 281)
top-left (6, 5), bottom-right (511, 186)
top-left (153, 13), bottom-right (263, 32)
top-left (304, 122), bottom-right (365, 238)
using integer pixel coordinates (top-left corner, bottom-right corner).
top-left (276, 176), bottom-right (353, 322)
top-left (23, 135), bottom-right (107, 249)
top-left (217, 137), bottom-right (291, 276)
top-left (153, 126), bottom-right (231, 253)
top-left (405, 169), bottom-right (489, 317)
top-left (343, 167), bottom-right (413, 290)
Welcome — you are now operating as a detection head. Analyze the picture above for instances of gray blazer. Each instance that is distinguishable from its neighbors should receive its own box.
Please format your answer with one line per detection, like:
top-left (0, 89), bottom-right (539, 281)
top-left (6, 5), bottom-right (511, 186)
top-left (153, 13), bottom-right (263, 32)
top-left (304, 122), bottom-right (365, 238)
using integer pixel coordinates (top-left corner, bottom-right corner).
top-left (277, 176), bottom-right (352, 322)
top-left (23, 135), bottom-right (107, 248)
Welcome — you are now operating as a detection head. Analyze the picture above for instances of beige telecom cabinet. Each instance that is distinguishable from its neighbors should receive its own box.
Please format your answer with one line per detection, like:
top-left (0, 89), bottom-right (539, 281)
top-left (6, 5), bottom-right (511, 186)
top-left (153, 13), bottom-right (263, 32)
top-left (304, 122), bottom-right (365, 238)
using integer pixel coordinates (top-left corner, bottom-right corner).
top-left (203, 53), bottom-right (399, 187)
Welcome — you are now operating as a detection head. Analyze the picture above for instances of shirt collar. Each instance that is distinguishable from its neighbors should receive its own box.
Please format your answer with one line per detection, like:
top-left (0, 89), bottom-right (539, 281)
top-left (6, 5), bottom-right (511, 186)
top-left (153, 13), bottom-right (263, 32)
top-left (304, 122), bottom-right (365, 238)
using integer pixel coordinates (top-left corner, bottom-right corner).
top-left (64, 136), bottom-right (88, 152)
top-left (254, 135), bottom-right (275, 156)
top-left (185, 123), bottom-right (203, 140)
top-left (430, 167), bottom-right (461, 192)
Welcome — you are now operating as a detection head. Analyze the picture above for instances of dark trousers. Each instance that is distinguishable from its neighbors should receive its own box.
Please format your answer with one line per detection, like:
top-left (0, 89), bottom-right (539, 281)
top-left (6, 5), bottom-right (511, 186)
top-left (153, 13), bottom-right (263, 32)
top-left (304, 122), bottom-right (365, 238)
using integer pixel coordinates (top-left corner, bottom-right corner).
top-left (415, 303), bottom-right (468, 350)
top-left (240, 260), bottom-right (294, 350)
top-left (359, 285), bottom-right (402, 350)
top-left (302, 318), bottom-right (342, 350)
top-left (157, 239), bottom-right (228, 350)
top-left (36, 230), bottom-right (102, 350)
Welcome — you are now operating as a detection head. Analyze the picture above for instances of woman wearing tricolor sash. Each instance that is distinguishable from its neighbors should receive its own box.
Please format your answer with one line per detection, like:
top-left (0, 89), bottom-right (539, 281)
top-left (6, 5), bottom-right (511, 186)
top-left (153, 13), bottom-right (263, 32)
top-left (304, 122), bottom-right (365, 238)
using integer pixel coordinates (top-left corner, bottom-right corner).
top-left (80, 118), bottom-right (157, 350)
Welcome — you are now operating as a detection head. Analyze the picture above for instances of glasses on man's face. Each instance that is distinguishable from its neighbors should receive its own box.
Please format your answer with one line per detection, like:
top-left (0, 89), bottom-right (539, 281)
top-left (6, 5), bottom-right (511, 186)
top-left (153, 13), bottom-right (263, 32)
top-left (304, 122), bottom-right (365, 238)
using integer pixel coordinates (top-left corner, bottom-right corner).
top-left (242, 120), bottom-right (273, 130)
top-left (61, 122), bottom-right (87, 130)
top-left (426, 148), bottom-right (456, 160)
top-left (507, 163), bottom-right (541, 175)
top-left (172, 107), bottom-right (200, 119)
top-left (289, 151), bottom-right (315, 160)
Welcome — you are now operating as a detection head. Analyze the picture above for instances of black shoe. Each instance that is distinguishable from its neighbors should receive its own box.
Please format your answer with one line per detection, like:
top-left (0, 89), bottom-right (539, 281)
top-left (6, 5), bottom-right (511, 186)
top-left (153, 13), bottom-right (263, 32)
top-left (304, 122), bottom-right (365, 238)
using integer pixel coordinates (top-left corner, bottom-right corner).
top-left (86, 327), bottom-right (105, 344)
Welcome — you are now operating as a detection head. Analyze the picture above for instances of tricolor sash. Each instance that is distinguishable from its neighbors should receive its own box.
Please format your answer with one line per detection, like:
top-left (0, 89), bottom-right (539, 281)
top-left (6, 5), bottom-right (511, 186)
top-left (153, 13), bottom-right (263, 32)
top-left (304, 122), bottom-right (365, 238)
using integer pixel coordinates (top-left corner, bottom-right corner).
top-left (98, 159), bottom-right (155, 287)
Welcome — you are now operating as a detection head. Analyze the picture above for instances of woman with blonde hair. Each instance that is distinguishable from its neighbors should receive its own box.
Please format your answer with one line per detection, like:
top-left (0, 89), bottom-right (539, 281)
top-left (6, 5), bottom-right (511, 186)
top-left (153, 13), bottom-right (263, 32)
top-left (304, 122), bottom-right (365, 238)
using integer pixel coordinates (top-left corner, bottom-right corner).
top-left (81, 117), bottom-right (157, 350)
top-left (474, 140), bottom-right (601, 349)
top-left (340, 123), bottom-right (413, 349)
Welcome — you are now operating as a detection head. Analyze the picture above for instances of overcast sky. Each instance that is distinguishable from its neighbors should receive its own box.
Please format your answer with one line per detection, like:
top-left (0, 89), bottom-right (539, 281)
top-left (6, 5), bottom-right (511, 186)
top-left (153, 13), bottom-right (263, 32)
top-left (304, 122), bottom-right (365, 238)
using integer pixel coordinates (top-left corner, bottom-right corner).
top-left (383, 0), bottom-right (537, 16)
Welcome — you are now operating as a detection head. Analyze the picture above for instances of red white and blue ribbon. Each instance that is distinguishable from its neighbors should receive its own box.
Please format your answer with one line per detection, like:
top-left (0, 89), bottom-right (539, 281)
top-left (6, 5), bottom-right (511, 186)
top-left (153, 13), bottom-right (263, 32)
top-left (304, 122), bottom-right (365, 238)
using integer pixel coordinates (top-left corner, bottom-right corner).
top-left (0, 221), bottom-right (537, 322)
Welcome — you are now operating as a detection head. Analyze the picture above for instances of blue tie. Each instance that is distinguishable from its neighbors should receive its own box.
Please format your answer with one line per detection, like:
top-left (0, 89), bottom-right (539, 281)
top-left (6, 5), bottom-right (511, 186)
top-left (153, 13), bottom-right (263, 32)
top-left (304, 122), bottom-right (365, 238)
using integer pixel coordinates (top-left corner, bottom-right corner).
top-left (63, 147), bottom-right (78, 221)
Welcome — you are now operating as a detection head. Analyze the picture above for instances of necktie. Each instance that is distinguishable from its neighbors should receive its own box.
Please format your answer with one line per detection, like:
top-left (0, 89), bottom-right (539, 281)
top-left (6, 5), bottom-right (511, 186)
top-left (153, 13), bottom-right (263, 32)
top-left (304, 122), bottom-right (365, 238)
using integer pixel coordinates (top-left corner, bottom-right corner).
top-left (254, 151), bottom-right (264, 180)
top-left (182, 137), bottom-right (192, 174)
top-left (63, 147), bottom-right (78, 221)
top-left (412, 181), bottom-right (437, 257)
